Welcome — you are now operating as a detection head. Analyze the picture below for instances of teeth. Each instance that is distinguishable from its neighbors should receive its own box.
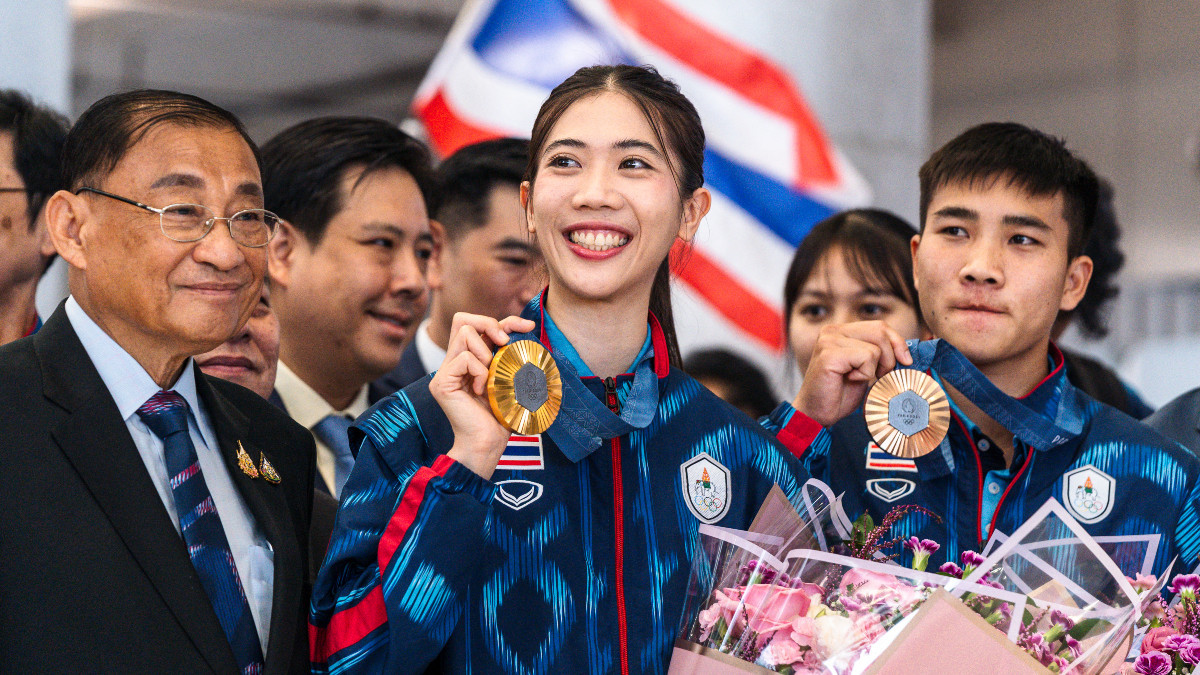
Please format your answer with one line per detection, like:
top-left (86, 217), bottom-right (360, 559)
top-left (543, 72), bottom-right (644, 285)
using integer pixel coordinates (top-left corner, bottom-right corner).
top-left (569, 230), bottom-right (630, 252)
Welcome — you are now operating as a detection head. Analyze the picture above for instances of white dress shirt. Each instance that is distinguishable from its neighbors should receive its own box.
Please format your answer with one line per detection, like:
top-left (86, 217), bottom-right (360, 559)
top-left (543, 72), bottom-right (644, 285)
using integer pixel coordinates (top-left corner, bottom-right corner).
top-left (414, 318), bottom-right (447, 375)
top-left (273, 360), bottom-right (368, 498)
top-left (65, 297), bottom-right (273, 650)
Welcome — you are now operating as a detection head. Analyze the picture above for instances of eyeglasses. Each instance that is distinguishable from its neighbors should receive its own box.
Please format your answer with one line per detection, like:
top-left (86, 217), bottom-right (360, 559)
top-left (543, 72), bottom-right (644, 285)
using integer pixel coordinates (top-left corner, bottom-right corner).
top-left (75, 186), bottom-right (281, 248)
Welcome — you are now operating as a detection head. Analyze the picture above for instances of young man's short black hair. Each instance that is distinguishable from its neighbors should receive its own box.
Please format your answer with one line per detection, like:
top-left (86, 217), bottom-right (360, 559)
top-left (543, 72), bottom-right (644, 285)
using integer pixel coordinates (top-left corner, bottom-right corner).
top-left (1063, 178), bottom-right (1123, 338)
top-left (434, 138), bottom-right (529, 241)
top-left (261, 117), bottom-right (436, 246)
top-left (919, 122), bottom-right (1099, 259)
top-left (0, 89), bottom-right (69, 224)
top-left (62, 89), bottom-right (258, 192)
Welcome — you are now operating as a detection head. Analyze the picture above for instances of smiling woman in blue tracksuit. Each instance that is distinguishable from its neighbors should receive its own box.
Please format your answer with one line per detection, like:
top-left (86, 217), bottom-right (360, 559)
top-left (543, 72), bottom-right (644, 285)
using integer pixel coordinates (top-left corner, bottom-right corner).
top-left (309, 64), bottom-right (812, 675)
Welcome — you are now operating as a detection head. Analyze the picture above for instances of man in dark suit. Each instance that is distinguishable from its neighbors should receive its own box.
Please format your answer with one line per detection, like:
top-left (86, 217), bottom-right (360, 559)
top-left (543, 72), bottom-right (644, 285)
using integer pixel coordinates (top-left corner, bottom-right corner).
top-left (373, 138), bottom-right (542, 395)
top-left (0, 90), bottom-right (314, 673)
top-left (263, 117), bottom-right (435, 498)
top-left (1148, 389), bottom-right (1200, 454)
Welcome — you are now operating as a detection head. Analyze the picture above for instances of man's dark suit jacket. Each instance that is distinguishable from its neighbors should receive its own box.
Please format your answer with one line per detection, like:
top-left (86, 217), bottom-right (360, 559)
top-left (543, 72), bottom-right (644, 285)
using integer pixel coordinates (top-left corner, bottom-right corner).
top-left (0, 306), bottom-right (316, 674)
top-left (369, 339), bottom-right (426, 402)
top-left (1148, 386), bottom-right (1200, 455)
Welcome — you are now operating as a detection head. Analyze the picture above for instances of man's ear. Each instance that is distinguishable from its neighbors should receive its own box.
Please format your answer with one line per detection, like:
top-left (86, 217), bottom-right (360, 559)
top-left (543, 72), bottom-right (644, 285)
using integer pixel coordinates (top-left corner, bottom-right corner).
top-left (427, 219), bottom-right (446, 292)
top-left (44, 190), bottom-right (87, 270)
top-left (1060, 254), bottom-right (1094, 312)
top-left (267, 219), bottom-right (302, 288)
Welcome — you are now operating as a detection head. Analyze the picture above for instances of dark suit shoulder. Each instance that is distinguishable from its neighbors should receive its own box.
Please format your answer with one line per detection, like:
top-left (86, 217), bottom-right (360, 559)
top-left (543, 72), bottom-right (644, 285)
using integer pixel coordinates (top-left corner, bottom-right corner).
top-left (1146, 386), bottom-right (1200, 456)
top-left (206, 376), bottom-right (311, 439)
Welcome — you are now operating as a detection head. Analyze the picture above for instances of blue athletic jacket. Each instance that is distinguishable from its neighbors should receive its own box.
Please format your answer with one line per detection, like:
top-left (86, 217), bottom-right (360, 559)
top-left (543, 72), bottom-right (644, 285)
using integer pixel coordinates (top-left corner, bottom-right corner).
top-left (763, 347), bottom-right (1200, 578)
top-left (310, 294), bottom-right (811, 674)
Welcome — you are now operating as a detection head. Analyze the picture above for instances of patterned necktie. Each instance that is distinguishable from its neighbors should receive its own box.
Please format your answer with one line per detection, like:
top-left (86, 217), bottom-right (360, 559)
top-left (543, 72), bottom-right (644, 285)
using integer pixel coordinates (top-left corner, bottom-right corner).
top-left (137, 391), bottom-right (265, 674)
top-left (312, 413), bottom-right (355, 497)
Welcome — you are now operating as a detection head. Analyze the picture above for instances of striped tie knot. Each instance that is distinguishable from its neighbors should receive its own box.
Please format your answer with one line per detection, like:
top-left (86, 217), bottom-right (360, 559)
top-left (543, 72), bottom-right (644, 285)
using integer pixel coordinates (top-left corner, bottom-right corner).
top-left (137, 390), bottom-right (189, 439)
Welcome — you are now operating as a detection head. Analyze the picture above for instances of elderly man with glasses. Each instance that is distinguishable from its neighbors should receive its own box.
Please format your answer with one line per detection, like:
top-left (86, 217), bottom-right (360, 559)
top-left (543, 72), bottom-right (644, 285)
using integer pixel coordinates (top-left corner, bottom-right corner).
top-left (0, 89), bottom-right (315, 674)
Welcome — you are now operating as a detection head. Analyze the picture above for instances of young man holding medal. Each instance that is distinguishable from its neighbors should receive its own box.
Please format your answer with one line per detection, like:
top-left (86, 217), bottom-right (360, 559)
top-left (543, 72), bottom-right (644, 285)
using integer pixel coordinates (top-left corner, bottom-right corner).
top-left (765, 122), bottom-right (1200, 578)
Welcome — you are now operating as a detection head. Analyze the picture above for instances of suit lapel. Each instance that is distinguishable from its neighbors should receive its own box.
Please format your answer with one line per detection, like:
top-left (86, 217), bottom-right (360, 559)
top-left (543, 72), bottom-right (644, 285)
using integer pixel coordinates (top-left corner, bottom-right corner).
top-left (198, 370), bottom-right (302, 675)
top-left (37, 307), bottom-right (237, 674)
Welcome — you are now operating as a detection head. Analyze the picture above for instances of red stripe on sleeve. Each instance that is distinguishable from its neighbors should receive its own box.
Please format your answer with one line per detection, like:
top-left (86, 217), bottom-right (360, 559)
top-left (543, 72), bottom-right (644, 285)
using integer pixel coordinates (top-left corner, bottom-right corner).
top-left (309, 585), bottom-right (387, 663)
top-left (776, 410), bottom-right (824, 461)
top-left (378, 454), bottom-right (457, 572)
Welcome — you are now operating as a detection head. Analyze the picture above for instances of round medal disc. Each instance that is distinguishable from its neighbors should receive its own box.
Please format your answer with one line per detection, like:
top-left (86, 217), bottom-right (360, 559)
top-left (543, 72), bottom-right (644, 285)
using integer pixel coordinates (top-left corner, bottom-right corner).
top-left (487, 340), bottom-right (563, 435)
top-left (863, 369), bottom-right (950, 459)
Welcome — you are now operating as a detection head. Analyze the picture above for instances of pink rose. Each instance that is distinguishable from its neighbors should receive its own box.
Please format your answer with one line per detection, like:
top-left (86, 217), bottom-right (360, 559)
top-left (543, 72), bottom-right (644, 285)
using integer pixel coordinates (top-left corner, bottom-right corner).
top-left (1142, 626), bottom-right (1180, 653)
top-left (740, 584), bottom-right (823, 636)
top-left (839, 568), bottom-right (925, 611)
top-left (1128, 573), bottom-right (1158, 592)
top-left (760, 635), bottom-right (804, 668)
top-left (697, 603), bottom-right (722, 642)
top-left (789, 616), bottom-right (818, 649)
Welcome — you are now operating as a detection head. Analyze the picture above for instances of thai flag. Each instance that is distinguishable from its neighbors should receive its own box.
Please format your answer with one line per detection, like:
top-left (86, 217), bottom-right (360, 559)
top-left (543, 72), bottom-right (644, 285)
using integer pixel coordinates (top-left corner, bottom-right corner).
top-left (413, 0), bottom-right (869, 367)
top-left (496, 434), bottom-right (545, 470)
top-left (864, 443), bottom-right (918, 473)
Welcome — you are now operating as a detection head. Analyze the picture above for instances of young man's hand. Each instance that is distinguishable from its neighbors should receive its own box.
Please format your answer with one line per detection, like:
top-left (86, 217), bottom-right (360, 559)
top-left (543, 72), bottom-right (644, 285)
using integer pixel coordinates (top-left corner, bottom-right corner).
top-left (793, 321), bottom-right (913, 427)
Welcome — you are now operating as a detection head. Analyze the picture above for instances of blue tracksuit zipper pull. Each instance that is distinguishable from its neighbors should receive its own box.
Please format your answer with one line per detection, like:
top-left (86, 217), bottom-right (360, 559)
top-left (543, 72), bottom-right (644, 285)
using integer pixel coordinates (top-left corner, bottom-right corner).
top-left (604, 377), bottom-right (620, 414)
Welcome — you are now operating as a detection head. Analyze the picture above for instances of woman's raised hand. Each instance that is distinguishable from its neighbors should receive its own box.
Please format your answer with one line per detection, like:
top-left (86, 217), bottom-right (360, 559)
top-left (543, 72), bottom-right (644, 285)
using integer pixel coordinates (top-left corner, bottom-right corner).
top-left (432, 312), bottom-right (536, 480)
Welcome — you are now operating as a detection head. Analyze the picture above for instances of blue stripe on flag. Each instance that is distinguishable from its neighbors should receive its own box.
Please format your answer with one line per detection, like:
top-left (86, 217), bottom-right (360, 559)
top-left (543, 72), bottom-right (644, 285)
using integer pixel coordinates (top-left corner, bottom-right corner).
top-left (472, 0), bottom-right (630, 89)
top-left (703, 149), bottom-right (837, 248)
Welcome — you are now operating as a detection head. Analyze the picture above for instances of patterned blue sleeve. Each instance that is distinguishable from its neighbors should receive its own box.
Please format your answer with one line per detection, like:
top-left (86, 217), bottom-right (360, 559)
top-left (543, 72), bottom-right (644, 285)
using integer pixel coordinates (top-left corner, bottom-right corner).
top-left (309, 398), bottom-right (496, 674)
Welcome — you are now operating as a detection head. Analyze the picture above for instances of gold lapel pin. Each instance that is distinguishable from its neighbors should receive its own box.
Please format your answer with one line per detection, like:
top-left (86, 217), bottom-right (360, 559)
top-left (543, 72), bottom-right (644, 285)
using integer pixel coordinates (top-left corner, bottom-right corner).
top-left (259, 452), bottom-right (281, 484)
top-left (237, 441), bottom-right (260, 479)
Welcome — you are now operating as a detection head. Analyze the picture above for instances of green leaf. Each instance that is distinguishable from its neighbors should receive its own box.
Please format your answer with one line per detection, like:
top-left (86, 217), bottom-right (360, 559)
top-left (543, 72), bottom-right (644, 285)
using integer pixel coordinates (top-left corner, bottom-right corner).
top-left (851, 513), bottom-right (875, 550)
top-left (1066, 618), bottom-right (1103, 640)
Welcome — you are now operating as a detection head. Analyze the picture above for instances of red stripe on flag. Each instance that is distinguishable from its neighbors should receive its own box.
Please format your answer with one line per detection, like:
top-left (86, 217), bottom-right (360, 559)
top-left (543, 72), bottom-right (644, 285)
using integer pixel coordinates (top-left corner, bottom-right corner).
top-left (378, 454), bottom-right (456, 572)
top-left (309, 586), bottom-right (386, 663)
top-left (671, 241), bottom-right (784, 351)
top-left (496, 460), bottom-right (543, 467)
top-left (414, 89), bottom-right (507, 158)
top-left (606, 0), bottom-right (836, 187)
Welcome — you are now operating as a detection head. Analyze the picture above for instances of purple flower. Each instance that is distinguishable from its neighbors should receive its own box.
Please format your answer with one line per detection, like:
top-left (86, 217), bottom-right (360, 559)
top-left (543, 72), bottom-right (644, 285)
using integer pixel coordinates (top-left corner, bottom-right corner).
top-left (1135, 650), bottom-right (1173, 675)
top-left (1169, 574), bottom-right (1200, 599)
top-left (903, 537), bottom-right (940, 572)
top-left (1064, 635), bottom-right (1081, 659)
top-left (938, 562), bottom-right (963, 578)
top-left (1163, 634), bottom-right (1200, 651)
top-left (960, 550), bottom-right (985, 571)
top-left (1181, 642), bottom-right (1200, 666)
top-left (1049, 609), bottom-right (1076, 630)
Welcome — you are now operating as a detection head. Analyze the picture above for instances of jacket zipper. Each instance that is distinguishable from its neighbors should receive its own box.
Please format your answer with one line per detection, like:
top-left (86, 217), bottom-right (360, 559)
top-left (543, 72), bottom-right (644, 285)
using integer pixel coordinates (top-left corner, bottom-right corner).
top-left (604, 376), bottom-right (629, 675)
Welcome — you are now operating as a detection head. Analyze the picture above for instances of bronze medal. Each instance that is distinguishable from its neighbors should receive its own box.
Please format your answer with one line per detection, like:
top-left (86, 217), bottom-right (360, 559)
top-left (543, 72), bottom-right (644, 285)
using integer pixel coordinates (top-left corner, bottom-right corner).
top-left (487, 340), bottom-right (563, 435)
top-left (864, 368), bottom-right (950, 458)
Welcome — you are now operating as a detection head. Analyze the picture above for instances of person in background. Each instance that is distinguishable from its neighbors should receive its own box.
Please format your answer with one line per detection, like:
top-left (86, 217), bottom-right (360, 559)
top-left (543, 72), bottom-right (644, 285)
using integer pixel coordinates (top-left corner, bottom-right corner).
top-left (310, 64), bottom-right (812, 674)
top-left (0, 89), bottom-right (314, 673)
top-left (783, 208), bottom-right (924, 376)
top-left (373, 137), bottom-right (543, 393)
top-left (196, 286), bottom-right (278, 399)
top-left (683, 347), bottom-right (776, 419)
top-left (1051, 178), bottom-right (1153, 418)
top-left (196, 284), bottom-right (338, 584)
top-left (264, 117), bottom-right (436, 498)
top-left (0, 89), bottom-right (68, 345)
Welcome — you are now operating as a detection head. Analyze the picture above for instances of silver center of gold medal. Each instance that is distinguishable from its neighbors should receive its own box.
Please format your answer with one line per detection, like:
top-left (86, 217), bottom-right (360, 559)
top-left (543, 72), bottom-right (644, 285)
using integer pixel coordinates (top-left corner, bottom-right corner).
top-left (864, 369), bottom-right (950, 459)
top-left (487, 340), bottom-right (563, 435)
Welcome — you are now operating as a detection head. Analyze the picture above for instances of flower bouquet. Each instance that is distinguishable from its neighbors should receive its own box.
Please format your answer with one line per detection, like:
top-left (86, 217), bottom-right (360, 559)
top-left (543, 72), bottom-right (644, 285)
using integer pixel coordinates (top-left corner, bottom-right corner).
top-left (1117, 573), bottom-right (1200, 674)
top-left (669, 481), bottom-right (1155, 674)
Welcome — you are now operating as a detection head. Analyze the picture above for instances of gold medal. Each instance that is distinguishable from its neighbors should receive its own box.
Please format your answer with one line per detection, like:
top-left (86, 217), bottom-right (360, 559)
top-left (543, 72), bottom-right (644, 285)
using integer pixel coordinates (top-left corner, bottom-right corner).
top-left (487, 340), bottom-right (563, 435)
top-left (864, 368), bottom-right (950, 458)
